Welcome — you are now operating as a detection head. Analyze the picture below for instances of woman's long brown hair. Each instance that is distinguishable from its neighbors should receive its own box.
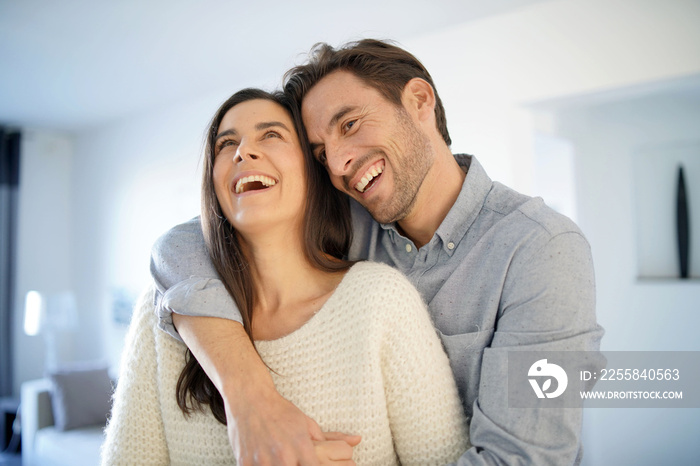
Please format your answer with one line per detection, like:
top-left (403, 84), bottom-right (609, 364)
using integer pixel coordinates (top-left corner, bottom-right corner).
top-left (176, 88), bottom-right (353, 424)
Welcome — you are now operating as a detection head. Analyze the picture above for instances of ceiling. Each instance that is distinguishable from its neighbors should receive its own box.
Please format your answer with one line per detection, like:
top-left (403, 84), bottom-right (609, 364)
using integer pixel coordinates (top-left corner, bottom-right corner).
top-left (0, 0), bottom-right (548, 132)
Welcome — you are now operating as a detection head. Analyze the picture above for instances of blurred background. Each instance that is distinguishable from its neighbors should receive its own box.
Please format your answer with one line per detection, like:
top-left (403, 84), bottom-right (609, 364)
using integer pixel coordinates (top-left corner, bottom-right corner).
top-left (1, 0), bottom-right (698, 464)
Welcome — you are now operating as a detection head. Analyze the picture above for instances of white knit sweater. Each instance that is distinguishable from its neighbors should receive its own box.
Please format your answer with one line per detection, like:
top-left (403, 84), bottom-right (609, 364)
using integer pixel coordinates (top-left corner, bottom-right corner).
top-left (102, 261), bottom-right (469, 465)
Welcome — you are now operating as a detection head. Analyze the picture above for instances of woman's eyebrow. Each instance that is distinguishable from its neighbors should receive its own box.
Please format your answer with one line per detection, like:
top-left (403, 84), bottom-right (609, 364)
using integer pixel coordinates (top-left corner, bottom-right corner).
top-left (215, 121), bottom-right (290, 143)
top-left (255, 121), bottom-right (290, 131)
top-left (214, 128), bottom-right (237, 142)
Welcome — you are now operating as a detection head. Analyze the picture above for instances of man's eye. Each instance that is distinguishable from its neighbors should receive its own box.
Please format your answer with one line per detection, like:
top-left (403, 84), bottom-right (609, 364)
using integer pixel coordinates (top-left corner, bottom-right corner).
top-left (317, 149), bottom-right (327, 165)
top-left (342, 120), bottom-right (357, 133)
top-left (264, 131), bottom-right (281, 139)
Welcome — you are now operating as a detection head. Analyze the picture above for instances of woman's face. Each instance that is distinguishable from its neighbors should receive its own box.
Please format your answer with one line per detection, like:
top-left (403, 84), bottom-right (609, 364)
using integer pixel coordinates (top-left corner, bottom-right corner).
top-left (212, 99), bottom-right (307, 237)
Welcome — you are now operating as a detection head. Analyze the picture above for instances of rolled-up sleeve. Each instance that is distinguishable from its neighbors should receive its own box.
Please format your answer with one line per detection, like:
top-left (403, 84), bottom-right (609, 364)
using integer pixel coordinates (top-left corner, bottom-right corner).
top-left (150, 217), bottom-right (242, 341)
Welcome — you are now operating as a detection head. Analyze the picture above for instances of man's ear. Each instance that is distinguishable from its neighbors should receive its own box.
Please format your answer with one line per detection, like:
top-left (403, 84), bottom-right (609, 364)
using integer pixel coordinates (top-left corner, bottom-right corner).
top-left (402, 78), bottom-right (436, 123)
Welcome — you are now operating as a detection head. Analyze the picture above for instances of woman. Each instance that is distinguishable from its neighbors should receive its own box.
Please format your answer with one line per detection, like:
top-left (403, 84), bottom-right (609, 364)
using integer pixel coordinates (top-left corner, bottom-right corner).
top-left (102, 89), bottom-right (468, 465)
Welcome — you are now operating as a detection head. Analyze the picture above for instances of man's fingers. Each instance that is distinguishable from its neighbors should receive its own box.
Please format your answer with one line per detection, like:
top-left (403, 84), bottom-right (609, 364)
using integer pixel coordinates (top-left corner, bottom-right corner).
top-left (307, 416), bottom-right (325, 442)
top-left (226, 391), bottom-right (322, 466)
top-left (323, 432), bottom-right (362, 447)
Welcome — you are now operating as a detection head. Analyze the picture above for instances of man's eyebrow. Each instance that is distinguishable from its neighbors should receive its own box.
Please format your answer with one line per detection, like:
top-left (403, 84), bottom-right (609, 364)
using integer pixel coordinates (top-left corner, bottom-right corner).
top-left (327, 106), bottom-right (354, 132)
top-left (307, 108), bottom-right (354, 155)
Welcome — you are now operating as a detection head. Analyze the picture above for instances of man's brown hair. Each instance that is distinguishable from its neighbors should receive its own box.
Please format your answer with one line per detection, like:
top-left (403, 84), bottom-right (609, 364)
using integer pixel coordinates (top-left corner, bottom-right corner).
top-left (284, 39), bottom-right (451, 146)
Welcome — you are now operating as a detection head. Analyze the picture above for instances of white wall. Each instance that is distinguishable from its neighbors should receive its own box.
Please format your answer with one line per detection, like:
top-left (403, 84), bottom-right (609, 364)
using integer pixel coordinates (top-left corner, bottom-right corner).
top-left (70, 89), bottom-right (233, 372)
top-left (13, 130), bottom-right (75, 394)
top-left (404, 0), bottom-right (700, 190)
top-left (552, 89), bottom-right (700, 350)
top-left (543, 83), bottom-right (700, 466)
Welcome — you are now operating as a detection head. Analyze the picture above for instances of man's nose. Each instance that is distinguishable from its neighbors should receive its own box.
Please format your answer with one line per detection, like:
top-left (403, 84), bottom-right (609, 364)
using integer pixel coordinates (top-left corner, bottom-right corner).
top-left (326, 142), bottom-right (354, 176)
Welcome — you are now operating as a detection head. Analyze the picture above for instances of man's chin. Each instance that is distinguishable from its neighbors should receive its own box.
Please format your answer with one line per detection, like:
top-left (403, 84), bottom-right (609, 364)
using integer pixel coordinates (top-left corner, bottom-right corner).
top-left (365, 192), bottom-right (419, 225)
top-left (365, 202), bottom-right (403, 225)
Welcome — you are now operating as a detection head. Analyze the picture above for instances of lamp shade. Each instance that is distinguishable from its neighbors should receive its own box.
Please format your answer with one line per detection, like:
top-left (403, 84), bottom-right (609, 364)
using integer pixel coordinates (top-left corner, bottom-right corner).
top-left (24, 290), bottom-right (45, 336)
top-left (23, 290), bottom-right (78, 336)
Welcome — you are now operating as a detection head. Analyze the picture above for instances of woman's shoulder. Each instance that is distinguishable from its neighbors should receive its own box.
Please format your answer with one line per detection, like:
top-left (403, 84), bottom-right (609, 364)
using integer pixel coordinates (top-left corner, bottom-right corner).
top-left (345, 261), bottom-right (412, 287)
top-left (340, 261), bottom-right (424, 309)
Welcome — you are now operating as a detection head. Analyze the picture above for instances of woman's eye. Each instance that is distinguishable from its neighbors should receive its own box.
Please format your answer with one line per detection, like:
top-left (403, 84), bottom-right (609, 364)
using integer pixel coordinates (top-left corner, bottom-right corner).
top-left (317, 149), bottom-right (327, 165)
top-left (216, 139), bottom-right (238, 154)
top-left (264, 131), bottom-right (281, 139)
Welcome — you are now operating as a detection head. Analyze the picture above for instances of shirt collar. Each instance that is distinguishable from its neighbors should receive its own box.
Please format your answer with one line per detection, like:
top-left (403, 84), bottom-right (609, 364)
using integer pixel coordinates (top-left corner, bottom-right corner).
top-left (379, 154), bottom-right (493, 252)
top-left (435, 154), bottom-right (492, 254)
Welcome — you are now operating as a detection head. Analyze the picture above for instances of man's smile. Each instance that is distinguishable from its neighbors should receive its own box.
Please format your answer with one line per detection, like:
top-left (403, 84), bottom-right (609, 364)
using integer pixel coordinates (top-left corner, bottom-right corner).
top-left (351, 159), bottom-right (385, 194)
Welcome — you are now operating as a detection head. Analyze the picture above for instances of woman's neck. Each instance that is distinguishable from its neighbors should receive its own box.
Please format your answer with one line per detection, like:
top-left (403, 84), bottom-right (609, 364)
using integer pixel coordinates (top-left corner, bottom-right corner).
top-left (241, 226), bottom-right (345, 340)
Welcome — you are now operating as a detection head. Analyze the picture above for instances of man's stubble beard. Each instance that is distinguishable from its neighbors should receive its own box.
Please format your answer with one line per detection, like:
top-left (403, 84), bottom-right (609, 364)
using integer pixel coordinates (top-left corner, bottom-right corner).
top-left (365, 108), bottom-right (434, 225)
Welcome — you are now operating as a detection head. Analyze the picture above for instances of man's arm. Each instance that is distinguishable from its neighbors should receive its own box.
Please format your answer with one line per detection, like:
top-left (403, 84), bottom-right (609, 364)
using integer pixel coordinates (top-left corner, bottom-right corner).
top-left (150, 218), bottom-right (333, 465)
top-left (173, 314), bottom-right (329, 465)
top-left (453, 230), bottom-right (604, 465)
top-left (150, 217), bottom-right (242, 339)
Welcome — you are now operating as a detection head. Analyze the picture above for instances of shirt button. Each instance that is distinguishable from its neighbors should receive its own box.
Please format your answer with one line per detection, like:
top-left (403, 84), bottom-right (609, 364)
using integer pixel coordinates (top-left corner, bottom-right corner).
top-left (447, 242), bottom-right (455, 250)
top-left (405, 244), bottom-right (413, 253)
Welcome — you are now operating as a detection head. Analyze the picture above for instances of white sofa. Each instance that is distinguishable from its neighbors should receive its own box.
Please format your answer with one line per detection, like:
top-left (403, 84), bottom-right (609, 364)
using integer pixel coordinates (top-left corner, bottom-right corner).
top-left (21, 378), bottom-right (105, 466)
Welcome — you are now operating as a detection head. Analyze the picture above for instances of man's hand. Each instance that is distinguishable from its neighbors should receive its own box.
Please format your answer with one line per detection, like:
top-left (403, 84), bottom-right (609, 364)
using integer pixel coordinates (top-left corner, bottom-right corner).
top-left (225, 387), bottom-right (361, 465)
top-left (224, 385), bottom-right (324, 466)
top-left (173, 314), bottom-right (360, 465)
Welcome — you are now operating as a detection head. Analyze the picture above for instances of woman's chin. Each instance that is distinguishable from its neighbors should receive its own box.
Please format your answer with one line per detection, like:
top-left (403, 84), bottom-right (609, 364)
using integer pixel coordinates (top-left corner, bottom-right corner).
top-left (230, 212), bottom-right (301, 240)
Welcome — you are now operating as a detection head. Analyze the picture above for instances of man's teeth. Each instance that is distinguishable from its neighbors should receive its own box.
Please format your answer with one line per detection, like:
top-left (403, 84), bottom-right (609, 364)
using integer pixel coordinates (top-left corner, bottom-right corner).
top-left (235, 175), bottom-right (277, 194)
top-left (355, 166), bottom-right (383, 193)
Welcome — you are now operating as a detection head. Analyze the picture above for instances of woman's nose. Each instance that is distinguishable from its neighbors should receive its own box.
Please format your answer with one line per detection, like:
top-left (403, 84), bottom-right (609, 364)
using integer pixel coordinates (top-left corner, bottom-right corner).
top-left (233, 140), bottom-right (260, 163)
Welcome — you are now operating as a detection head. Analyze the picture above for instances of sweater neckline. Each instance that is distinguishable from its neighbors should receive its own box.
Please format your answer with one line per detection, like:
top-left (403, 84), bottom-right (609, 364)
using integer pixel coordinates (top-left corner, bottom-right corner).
top-left (253, 262), bottom-right (364, 350)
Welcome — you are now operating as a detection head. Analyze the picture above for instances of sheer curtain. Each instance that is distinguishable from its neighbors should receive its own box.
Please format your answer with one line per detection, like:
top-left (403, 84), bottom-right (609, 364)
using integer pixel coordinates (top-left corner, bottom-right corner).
top-left (0, 128), bottom-right (20, 397)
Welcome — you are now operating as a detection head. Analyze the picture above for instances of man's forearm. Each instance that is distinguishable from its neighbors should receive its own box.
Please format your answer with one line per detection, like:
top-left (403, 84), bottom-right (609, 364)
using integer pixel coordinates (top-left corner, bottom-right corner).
top-left (173, 314), bottom-right (274, 400)
top-left (173, 314), bottom-right (332, 465)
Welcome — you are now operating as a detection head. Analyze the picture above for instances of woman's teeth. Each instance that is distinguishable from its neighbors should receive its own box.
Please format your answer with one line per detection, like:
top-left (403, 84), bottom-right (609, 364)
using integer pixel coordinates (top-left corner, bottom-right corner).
top-left (235, 175), bottom-right (277, 194)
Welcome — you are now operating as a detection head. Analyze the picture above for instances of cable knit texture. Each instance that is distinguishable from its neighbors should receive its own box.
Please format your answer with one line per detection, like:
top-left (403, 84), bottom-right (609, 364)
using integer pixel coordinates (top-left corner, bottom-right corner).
top-left (102, 261), bottom-right (469, 465)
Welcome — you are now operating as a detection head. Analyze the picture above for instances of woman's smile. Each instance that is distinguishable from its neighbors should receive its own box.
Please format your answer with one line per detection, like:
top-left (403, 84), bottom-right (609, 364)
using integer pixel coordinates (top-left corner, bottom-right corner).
top-left (232, 172), bottom-right (279, 195)
top-left (212, 99), bottom-right (307, 235)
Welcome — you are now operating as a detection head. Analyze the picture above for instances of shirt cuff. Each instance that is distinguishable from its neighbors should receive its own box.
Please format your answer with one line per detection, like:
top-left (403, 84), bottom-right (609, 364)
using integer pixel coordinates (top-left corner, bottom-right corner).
top-left (154, 276), bottom-right (243, 342)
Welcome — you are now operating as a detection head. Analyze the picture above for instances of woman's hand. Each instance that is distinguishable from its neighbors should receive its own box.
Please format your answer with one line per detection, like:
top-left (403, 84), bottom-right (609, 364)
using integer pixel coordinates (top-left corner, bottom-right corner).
top-left (314, 432), bottom-right (362, 465)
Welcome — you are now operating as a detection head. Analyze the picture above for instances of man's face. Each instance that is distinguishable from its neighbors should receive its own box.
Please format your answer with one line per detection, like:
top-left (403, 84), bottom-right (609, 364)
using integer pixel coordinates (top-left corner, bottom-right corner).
top-left (301, 70), bottom-right (434, 224)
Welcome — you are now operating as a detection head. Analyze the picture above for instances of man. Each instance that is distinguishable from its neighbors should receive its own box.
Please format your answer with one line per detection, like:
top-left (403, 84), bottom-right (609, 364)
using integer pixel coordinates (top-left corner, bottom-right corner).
top-left (152, 39), bottom-right (604, 465)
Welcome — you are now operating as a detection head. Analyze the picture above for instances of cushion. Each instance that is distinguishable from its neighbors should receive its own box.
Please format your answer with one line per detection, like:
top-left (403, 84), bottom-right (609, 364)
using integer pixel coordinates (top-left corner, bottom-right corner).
top-left (48, 363), bottom-right (113, 431)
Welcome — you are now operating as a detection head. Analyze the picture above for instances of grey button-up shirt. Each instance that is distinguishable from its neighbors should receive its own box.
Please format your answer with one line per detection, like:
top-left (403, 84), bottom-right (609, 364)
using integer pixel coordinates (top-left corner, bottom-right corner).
top-left (151, 155), bottom-right (604, 465)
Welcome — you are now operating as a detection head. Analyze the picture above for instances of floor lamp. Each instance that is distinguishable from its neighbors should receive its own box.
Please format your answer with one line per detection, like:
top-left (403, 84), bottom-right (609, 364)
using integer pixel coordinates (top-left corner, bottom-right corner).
top-left (23, 290), bottom-right (78, 371)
